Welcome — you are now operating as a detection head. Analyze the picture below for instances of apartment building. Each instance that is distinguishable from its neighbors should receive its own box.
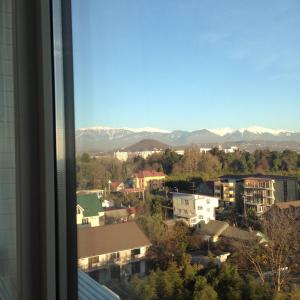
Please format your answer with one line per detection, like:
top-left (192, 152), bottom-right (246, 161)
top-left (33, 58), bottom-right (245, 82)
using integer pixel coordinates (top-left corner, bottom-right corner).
top-left (172, 193), bottom-right (219, 226)
top-left (214, 181), bottom-right (235, 205)
top-left (218, 174), bottom-right (299, 214)
top-left (77, 222), bottom-right (151, 282)
top-left (77, 194), bottom-right (105, 227)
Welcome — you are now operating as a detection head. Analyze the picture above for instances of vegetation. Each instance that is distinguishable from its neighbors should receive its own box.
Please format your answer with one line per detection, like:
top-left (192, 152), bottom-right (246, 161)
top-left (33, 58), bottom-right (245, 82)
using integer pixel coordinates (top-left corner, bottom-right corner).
top-left (76, 148), bottom-right (300, 190)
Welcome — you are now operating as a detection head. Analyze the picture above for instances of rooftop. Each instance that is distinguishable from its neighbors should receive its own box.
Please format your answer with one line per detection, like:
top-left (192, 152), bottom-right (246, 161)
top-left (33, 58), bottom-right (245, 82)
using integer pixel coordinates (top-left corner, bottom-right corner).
top-left (77, 193), bottom-right (103, 217)
top-left (78, 270), bottom-right (120, 300)
top-left (275, 200), bottom-right (300, 209)
top-left (219, 174), bottom-right (298, 181)
top-left (197, 220), bottom-right (256, 241)
top-left (77, 222), bottom-right (151, 258)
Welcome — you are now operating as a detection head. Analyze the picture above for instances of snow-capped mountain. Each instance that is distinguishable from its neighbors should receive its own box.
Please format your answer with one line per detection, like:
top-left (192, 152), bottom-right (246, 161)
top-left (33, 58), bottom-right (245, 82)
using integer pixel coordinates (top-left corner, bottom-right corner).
top-left (209, 126), bottom-right (290, 136)
top-left (76, 125), bottom-right (300, 152)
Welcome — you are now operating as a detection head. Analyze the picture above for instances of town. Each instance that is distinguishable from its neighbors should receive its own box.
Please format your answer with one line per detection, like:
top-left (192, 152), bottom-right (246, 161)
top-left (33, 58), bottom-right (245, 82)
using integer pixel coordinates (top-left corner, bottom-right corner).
top-left (76, 146), bottom-right (300, 299)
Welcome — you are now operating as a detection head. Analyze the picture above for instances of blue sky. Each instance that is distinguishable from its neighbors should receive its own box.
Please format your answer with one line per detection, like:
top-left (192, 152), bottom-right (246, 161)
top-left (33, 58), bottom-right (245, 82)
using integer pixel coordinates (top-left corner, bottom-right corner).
top-left (72, 0), bottom-right (300, 131)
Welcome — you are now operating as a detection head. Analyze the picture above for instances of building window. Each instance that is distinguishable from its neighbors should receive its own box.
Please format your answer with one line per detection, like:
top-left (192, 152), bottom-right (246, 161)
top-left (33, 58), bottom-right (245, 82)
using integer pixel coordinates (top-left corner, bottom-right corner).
top-left (206, 199), bottom-right (210, 204)
top-left (185, 199), bottom-right (189, 205)
top-left (197, 206), bottom-right (203, 210)
top-left (82, 218), bottom-right (89, 225)
top-left (207, 208), bottom-right (210, 212)
top-left (90, 256), bottom-right (99, 264)
top-left (198, 215), bottom-right (203, 220)
top-left (77, 207), bottom-right (81, 214)
top-left (110, 252), bottom-right (120, 260)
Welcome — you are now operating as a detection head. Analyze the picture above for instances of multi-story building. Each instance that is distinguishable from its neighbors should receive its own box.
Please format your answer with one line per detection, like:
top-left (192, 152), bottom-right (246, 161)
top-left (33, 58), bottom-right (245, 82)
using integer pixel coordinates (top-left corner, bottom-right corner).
top-left (77, 194), bottom-right (105, 227)
top-left (214, 181), bottom-right (235, 205)
top-left (217, 174), bottom-right (299, 214)
top-left (133, 169), bottom-right (166, 190)
top-left (172, 193), bottom-right (219, 226)
top-left (241, 177), bottom-right (275, 214)
top-left (77, 222), bottom-right (151, 282)
top-left (113, 151), bottom-right (129, 162)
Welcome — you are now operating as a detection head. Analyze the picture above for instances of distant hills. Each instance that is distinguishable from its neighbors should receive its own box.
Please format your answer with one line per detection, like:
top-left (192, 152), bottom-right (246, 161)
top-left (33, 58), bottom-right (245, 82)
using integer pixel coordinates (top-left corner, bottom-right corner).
top-left (124, 139), bottom-right (170, 152)
top-left (76, 126), bottom-right (300, 153)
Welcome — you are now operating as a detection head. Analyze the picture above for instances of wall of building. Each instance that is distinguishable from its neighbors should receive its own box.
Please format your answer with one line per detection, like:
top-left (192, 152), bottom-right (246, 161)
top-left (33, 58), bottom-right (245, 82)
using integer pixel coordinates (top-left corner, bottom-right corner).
top-left (173, 194), bottom-right (218, 225)
top-left (78, 246), bottom-right (148, 275)
top-left (0, 1), bottom-right (17, 298)
top-left (274, 179), bottom-right (299, 202)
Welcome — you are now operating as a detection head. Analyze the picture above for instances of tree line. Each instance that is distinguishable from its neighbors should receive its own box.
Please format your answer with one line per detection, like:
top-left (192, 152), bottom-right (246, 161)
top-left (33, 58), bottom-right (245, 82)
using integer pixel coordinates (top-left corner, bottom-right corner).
top-left (76, 148), bottom-right (300, 190)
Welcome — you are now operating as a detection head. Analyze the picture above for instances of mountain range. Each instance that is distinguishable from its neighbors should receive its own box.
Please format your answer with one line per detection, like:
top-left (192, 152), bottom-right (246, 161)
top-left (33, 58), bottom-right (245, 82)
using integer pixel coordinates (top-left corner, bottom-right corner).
top-left (76, 126), bottom-right (300, 153)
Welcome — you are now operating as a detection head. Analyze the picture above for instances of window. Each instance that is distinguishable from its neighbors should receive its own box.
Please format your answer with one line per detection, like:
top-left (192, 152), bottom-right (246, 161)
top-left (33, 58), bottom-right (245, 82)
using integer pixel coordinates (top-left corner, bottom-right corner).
top-left (90, 256), bottom-right (99, 264)
top-left (185, 200), bottom-right (189, 205)
top-left (82, 218), bottom-right (89, 225)
top-left (197, 206), bottom-right (203, 210)
top-left (77, 207), bottom-right (81, 214)
top-left (198, 215), bottom-right (204, 220)
top-left (206, 199), bottom-right (210, 204)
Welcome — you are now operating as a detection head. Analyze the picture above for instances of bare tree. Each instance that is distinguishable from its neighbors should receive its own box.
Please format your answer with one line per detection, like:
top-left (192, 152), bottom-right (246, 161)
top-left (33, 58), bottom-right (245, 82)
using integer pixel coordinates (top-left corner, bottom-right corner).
top-left (239, 208), bottom-right (300, 292)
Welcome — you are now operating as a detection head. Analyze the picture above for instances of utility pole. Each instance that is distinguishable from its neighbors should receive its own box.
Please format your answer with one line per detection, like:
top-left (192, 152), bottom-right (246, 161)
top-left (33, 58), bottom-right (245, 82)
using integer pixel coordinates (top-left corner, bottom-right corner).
top-left (108, 180), bottom-right (111, 195)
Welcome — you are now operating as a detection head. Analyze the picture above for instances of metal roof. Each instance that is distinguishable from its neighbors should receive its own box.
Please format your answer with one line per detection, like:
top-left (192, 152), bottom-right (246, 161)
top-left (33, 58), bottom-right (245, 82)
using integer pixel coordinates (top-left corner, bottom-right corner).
top-left (78, 269), bottom-right (121, 300)
top-left (77, 194), bottom-right (104, 217)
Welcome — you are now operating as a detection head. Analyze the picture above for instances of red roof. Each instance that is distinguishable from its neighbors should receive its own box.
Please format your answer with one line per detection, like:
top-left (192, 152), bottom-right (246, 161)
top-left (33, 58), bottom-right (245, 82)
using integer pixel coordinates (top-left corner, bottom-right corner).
top-left (134, 169), bottom-right (165, 178)
top-left (111, 180), bottom-right (123, 188)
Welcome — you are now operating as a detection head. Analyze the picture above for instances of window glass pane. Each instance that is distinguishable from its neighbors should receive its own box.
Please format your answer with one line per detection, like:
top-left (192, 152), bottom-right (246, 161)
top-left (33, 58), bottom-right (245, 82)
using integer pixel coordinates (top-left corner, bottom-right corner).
top-left (72, 1), bottom-right (300, 298)
top-left (0, 0), bottom-right (17, 298)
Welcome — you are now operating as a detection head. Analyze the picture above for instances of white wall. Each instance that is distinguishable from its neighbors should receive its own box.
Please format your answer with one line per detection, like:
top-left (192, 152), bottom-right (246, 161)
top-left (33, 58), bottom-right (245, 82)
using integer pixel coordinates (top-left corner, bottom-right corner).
top-left (173, 193), bottom-right (219, 225)
top-left (78, 246), bottom-right (149, 275)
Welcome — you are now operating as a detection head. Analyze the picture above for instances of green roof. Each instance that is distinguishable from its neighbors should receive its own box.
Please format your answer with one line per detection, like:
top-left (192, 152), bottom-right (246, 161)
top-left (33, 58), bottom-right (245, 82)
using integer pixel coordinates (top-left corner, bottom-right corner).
top-left (77, 194), bottom-right (104, 217)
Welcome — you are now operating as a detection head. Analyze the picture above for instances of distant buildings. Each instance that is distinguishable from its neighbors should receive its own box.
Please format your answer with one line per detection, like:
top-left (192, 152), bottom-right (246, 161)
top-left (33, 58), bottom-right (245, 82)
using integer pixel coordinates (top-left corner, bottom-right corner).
top-left (113, 151), bottom-right (128, 162)
top-left (133, 169), bottom-right (166, 190)
top-left (114, 150), bottom-right (162, 161)
top-left (172, 193), bottom-right (219, 226)
top-left (77, 194), bottom-right (105, 227)
top-left (77, 222), bottom-right (151, 282)
top-left (215, 174), bottom-right (299, 214)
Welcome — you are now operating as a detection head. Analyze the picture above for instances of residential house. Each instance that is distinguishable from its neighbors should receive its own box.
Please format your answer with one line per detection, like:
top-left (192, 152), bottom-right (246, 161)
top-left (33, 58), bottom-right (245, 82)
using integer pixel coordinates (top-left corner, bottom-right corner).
top-left (77, 194), bottom-right (105, 227)
top-left (172, 193), bottom-right (219, 226)
top-left (77, 222), bottom-right (151, 282)
top-left (104, 207), bottom-right (135, 224)
top-left (110, 180), bottom-right (125, 192)
top-left (133, 169), bottom-right (166, 190)
top-left (197, 220), bottom-right (257, 243)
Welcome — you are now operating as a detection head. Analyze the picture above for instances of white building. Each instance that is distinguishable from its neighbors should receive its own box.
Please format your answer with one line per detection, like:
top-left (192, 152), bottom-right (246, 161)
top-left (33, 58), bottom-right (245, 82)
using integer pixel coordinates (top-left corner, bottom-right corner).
top-left (133, 150), bottom-right (162, 159)
top-left (172, 193), bottom-right (219, 226)
top-left (224, 146), bottom-right (238, 153)
top-left (114, 151), bottom-right (129, 161)
top-left (199, 147), bottom-right (212, 153)
top-left (175, 150), bottom-right (185, 155)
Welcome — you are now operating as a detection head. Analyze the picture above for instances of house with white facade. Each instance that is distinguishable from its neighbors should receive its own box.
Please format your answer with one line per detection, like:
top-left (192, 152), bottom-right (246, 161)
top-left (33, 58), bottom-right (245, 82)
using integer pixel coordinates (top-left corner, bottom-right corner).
top-left (78, 222), bottom-right (151, 283)
top-left (77, 194), bottom-right (105, 227)
top-left (172, 193), bottom-right (219, 226)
